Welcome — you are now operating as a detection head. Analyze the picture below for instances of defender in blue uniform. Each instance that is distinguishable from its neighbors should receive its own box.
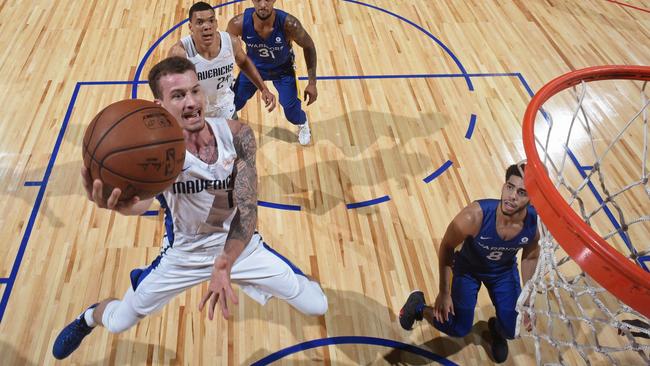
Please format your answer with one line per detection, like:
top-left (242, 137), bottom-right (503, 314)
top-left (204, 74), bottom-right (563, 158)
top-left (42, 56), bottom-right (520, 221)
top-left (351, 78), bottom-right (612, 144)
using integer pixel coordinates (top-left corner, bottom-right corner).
top-left (227, 0), bottom-right (318, 145)
top-left (399, 163), bottom-right (540, 364)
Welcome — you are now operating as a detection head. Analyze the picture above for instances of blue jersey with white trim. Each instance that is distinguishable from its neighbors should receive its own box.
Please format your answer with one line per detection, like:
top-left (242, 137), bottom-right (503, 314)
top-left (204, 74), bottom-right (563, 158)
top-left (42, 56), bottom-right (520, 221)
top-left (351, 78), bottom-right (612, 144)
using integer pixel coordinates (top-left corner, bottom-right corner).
top-left (241, 8), bottom-right (294, 74)
top-left (456, 199), bottom-right (537, 273)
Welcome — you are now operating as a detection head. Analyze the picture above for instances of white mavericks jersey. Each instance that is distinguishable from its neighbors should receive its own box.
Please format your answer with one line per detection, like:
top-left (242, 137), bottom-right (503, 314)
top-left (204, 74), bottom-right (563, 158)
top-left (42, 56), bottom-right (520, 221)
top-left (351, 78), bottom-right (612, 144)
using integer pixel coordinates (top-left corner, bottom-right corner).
top-left (182, 32), bottom-right (236, 118)
top-left (157, 117), bottom-right (241, 258)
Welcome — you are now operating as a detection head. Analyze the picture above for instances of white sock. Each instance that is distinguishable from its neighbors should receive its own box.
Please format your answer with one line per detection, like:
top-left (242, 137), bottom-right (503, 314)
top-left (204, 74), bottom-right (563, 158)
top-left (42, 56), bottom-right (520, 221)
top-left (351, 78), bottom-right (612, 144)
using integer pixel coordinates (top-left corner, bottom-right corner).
top-left (83, 307), bottom-right (97, 327)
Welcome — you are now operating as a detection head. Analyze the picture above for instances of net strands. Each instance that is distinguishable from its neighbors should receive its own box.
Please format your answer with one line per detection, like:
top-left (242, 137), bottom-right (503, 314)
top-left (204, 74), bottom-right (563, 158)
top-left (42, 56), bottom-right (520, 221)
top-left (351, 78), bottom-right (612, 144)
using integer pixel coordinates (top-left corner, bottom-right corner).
top-left (517, 70), bottom-right (649, 365)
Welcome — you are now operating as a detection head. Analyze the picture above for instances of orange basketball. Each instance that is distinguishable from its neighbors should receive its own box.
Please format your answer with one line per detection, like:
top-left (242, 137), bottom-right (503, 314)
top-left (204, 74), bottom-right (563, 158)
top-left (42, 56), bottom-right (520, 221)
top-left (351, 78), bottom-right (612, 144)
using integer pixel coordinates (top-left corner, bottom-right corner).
top-left (82, 99), bottom-right (186, 201)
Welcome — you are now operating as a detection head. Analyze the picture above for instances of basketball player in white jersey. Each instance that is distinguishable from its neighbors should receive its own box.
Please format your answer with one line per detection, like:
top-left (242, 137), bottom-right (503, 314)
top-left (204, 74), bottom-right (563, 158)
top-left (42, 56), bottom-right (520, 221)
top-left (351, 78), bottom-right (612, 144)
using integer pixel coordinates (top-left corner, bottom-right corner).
top-left (52, 56), bottom-right (328, 360)
top-left (168, 1), bottom-right (276, 119)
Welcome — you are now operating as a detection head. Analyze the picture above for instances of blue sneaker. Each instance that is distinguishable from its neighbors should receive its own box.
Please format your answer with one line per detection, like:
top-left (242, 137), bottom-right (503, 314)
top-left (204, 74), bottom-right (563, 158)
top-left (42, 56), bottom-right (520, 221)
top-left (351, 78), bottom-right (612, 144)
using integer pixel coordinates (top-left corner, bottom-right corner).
top-left (52, 303), bottom-right (98, 359)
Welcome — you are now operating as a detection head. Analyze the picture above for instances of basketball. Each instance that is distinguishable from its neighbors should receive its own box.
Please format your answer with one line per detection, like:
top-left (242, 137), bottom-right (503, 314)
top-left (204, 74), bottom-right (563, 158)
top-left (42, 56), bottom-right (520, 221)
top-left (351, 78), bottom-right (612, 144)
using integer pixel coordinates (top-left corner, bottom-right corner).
top-left (82, 99), bottom-right (186, 201)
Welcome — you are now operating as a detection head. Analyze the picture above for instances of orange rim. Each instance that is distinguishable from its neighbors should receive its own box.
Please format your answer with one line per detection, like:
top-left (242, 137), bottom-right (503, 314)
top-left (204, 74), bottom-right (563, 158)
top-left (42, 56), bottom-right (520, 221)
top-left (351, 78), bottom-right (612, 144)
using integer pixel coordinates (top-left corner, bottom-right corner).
top-left (522, 65), bottom-right (650, 318)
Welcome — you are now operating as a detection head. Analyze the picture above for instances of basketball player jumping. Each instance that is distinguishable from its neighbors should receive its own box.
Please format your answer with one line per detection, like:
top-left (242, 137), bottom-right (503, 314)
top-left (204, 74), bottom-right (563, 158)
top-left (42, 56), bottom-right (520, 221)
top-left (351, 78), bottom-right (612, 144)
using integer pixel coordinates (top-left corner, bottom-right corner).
top-left (227, 0), bottom-right (317, 145)
top-left (168, 2), bottom-right (276, 119)
top-left (399, 163), bottom-right (540, 364)
top-left (52, 56), bottom-right (328, 360)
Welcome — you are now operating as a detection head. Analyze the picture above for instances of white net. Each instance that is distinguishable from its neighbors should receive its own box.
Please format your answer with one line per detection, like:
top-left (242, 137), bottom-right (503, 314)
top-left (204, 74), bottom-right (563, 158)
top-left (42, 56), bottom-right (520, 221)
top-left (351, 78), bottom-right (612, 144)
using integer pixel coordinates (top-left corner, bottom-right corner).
top-left (516, 74), bottom-right (650, 365)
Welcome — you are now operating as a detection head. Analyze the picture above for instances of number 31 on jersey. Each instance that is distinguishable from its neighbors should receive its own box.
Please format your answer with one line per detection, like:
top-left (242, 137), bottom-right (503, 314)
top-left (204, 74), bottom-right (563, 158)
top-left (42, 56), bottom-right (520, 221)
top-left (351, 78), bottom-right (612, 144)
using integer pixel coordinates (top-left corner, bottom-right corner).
top-left (259, 48), bottom-right (275, 59)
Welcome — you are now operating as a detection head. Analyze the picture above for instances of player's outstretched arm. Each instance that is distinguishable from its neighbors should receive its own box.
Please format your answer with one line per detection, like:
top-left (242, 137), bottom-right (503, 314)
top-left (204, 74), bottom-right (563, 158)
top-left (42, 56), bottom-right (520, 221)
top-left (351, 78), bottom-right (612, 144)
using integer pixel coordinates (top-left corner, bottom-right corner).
top-left (199, 120), bottom-right (257, 320)
top-left (231, 34), bottom-right (276, 112)
top-left (226, 120), bottom-right (258, 252)
top-left (167, 41), bottom-right (186, 58)
top-left (285, 14), bottom-right (317, 105)
top-left (226, 14), bottom-right (244, 37)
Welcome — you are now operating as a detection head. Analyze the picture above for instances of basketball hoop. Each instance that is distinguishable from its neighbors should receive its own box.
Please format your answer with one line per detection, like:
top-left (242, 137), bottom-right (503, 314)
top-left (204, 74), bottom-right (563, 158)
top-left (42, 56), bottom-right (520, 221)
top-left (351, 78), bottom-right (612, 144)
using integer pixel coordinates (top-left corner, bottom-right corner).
top-left (518, 66), bottom-right (650, 365)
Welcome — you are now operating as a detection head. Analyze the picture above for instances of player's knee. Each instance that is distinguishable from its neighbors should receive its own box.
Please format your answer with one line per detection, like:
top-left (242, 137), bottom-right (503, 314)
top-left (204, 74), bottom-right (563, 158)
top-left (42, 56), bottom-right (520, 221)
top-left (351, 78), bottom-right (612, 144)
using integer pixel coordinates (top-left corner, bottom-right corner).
top-left (102, 300), bottom-right (142, 334)
top-left (305, 292), bottom-right (328, 316)
top-left (442, 325), bottom-right (472, 338)
top-left (234, 95), bottom-right (247, 111)
top-left (289, 277), bottom-right (328, 316)
top-left (453, 325), bottom-right (472, 337)
top-left (433, 316), bottom-right (472, 337)
top-left (104, 320), bottom-right (133, 334)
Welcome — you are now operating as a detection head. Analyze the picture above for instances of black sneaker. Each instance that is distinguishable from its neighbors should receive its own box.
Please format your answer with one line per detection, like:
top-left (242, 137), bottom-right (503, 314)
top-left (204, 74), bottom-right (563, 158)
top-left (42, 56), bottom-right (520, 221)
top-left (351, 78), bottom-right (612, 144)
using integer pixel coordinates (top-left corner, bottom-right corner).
top-left (488, 317), bottom-right (508, 363)
top-left (399, 290), bottom-right (425, 330)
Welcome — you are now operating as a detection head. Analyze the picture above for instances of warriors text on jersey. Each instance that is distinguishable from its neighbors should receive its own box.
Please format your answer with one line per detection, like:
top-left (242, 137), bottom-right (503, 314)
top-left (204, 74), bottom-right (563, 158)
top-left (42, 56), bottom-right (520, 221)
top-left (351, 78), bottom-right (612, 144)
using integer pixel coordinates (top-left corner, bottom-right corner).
top-left (456, 199), bottom-right (538, 273)
top-left (241, 8), bottom-right (294, 77)
top-left (182, 32), bottom-right (236, 118)
top-left (156, 117), bottom-right (244, 260)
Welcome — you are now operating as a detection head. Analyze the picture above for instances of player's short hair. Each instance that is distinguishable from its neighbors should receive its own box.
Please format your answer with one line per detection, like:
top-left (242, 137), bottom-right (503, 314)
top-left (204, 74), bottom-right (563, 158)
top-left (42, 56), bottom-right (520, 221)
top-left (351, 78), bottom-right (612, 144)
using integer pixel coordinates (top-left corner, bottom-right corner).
top-left (148, 56), bottom-right (197, 99)
top-left (189, 2), bottom-right (214, 21)
top-left (505, 161), bottom-right (526, 181)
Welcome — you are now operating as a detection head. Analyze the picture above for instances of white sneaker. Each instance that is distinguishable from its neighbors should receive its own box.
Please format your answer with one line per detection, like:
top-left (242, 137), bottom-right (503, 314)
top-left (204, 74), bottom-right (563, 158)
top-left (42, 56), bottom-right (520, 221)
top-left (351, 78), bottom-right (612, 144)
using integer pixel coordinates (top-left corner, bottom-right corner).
top-left (297, 121), bottom-right (311, 145)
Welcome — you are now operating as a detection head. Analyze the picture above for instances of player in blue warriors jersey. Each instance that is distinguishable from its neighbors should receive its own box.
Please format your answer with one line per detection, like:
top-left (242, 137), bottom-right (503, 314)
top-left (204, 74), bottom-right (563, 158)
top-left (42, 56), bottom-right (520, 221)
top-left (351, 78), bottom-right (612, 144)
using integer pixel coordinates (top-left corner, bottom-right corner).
top-left (399, 162), bottom-right (540, 363)
top-left (227, 0), bottom-right (317, 145)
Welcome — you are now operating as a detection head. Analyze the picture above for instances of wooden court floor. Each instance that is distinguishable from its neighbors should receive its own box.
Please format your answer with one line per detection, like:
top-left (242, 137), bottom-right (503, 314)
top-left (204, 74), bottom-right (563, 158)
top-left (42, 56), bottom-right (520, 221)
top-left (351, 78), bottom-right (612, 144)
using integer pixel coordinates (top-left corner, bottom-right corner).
top-left (0, 0), bottom-right (648, 365)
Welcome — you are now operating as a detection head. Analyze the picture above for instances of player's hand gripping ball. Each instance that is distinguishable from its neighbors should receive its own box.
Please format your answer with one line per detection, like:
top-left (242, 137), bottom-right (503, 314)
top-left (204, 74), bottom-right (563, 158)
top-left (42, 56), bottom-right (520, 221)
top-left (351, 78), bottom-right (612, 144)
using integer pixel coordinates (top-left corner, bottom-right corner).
top-left (82, 99), bottom-right (186, 201)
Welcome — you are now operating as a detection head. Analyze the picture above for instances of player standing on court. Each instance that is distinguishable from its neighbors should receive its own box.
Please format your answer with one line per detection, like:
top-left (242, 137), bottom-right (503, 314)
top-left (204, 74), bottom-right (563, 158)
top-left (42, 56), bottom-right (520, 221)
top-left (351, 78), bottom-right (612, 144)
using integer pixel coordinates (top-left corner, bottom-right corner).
top-left (227, 0), bottom-right (317, 146)
top-left (399, 163), bottom-right (540, 364)
top-left (52, 57), bottom-right (328, 360)
top-left (168, 2), bottom-right (276, 119)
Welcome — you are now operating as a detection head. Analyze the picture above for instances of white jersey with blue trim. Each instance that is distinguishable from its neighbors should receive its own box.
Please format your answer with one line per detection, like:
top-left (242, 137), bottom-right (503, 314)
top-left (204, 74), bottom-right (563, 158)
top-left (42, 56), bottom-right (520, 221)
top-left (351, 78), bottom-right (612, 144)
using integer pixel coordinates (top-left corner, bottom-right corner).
top-left (181, 32), bottom-right (236, 118)
top-left (157, 117), bottom-right (239, 256)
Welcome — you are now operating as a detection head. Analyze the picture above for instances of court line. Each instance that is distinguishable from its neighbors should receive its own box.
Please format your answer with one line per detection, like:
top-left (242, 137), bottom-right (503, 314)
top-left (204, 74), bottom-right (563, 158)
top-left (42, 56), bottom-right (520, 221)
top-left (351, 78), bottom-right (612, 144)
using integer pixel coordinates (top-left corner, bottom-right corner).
top-left (250, 336), bottom-right (458, 366)
top-left (299, 72), bottom-right (518, 81)
top-left (465, 114), bottom-right (477, 139)
top-left (346, 195), bottom-right (391, 209)
top-left (79, 80), bottom-right (148, 86)
top-left (0, 82), bottom-right (82, 323)
top-left (23, 181), bottom-right (43, 187)
top-left (141, 210), bottom-right (160, 216)
top-left (423, 160), bottom-right (453, 184)
top-left (516, 73), bottom-right (535, 98)
top-left (0, 278), bottom-right (8, 284)
top-left (343, 0), bottom-right (473, 91)
top-left (258, 200), bottom-right (301, 211)
top-left (605, 0), bottom-right (650, 13)
top-left (86, 72), bottom-right (524, 86)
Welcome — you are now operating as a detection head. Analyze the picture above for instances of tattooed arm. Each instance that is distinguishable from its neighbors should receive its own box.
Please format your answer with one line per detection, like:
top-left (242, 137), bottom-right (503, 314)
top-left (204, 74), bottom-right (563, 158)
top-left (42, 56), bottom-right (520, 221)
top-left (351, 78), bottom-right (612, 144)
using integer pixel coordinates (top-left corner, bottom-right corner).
top-left (284, 14), bottom-right (318, 105)
top-left (199, 120), bottom-right (258, 320)
top-left (225, 120), bottom-right (258, 257)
